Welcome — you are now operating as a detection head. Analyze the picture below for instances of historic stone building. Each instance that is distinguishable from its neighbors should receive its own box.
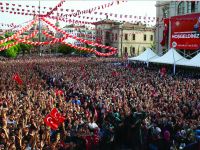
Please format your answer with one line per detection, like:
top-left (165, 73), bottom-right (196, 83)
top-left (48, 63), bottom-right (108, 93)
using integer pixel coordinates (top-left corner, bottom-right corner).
top-left (93, 19), bottom-right (155, 57)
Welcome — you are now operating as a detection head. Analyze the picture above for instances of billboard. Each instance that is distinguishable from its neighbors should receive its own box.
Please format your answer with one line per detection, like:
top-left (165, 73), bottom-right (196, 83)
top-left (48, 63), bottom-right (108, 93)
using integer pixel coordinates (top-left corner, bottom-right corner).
top-left (170, 13), bottom-right (200, 50)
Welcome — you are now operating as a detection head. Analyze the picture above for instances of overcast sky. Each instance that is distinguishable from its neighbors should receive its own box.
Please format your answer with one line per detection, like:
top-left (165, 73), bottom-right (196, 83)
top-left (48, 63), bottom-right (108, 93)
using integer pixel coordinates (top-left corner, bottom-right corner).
top-left (0, 1), bottom-right (156, 29)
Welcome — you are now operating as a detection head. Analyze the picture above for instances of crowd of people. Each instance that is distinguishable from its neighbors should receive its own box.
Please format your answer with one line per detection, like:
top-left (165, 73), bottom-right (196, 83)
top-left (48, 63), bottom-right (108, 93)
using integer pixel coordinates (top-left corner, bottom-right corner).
top-left (0, 56), bottom-right (200, 150)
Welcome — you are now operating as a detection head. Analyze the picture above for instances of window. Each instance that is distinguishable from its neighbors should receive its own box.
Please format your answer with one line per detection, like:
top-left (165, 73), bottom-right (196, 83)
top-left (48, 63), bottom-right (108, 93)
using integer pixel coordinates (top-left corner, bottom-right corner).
top-left (144, 34), bottom-right (146, 41)
top-left (124, 47), bottom-right (127, 53)
top-left (150, 35), bottom-right (153, 41)
top-left (115, 33), bottom-right (118, 41)
top-left (162, 7), bottom-right (169, 18)
top-left (111, 33), bottom-right (114, 41)
top-left (105, 31), bottom-right (109, 40)
top-left (187, 1), bottom-right (197, 13)
top-left (130, 47), bottom-right (135, 56)
top-left (191, 1), bottom-right (196, 12)
top-left (125, 34), bottom-right (128, 40)
top-left (132, 34), bottom-right (135, 40)
top-left (105, 43), bottom-right (109, 46)
top-left (178, 2), bottom-right (185, 15)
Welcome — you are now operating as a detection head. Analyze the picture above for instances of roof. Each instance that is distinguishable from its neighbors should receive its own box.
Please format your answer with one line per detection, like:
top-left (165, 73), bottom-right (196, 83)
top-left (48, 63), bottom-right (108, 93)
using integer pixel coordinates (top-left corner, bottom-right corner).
top-left (128, 48), bottom-right (159, 62)
top-left (63, 24), bottom-right (86, 28)
top-left (92, 19), bottom-right (118, 25)
top-left (149, 48), bottom-right (188, 64)
top-left (177, 52), bottom-right (200, 67)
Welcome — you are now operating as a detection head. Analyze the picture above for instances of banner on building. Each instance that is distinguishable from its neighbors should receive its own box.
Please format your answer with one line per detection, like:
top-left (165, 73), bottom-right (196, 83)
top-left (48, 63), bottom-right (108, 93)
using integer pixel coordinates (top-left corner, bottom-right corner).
top-left (170, 13), bottom-right (200, 50)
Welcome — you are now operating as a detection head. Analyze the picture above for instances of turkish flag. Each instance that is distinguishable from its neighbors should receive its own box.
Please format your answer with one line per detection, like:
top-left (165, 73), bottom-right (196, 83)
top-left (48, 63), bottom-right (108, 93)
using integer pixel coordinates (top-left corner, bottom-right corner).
top-left (44, 114), bottom-right (59, 130)
top-left (50, 108), bottom-right (65, 124)
top-left (160, 18), bottom-right (169, 46)
top-left (12, 73), bottom-right (23, 85)
top-left (55, 89), bottom-right (64, 96)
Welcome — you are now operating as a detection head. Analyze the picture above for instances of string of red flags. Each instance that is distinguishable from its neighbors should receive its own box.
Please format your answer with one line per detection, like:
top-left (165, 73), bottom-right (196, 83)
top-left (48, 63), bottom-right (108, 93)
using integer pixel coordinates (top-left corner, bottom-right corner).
top-left (0, 6), bottom-right (158, 28)
top-left (0, 16), bottom-right (117, 57)
top-left (18, 30), bottom-right (38, 40)
top-left (41, 26), bottom-right (116, 57)
top-left (0, 22), bottom-right (22, 28)
top-left (0, 41), bottom-right (19, 51)
top-left (42, 29), bottom-right (116, 57)
top-left (67, 0), bottom-right (120, 17)
top-left (41, 17), bottom-right (117, 55)
top-left (0, 18), bottom-right (37, 44)
top-left (0, 2), bottom-right (157, 23)
top-left (45, 0), bottom-right (65, 17)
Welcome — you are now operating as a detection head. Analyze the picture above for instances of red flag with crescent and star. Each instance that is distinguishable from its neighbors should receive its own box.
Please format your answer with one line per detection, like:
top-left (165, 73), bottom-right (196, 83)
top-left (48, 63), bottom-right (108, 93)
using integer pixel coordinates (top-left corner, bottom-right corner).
top-left (12, 73), bottom-right (23, 85)
top-left (44, 108), bottom-right (65, 130)
top-left (43, 114), bottom-right (59, 130)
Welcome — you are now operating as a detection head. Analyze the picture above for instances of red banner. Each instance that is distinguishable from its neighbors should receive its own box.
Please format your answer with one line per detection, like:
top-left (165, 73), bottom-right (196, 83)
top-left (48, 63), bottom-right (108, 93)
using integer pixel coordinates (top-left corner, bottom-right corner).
top-left (170, 13), bottom-right (200, 50)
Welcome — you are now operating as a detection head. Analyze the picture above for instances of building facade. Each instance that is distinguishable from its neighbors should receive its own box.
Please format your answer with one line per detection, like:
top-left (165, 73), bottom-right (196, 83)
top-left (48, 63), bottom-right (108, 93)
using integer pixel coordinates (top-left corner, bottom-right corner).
top-left (93, 19), bottom-right (155, 57)
top-left (156, 1), bottom-right (200, 54)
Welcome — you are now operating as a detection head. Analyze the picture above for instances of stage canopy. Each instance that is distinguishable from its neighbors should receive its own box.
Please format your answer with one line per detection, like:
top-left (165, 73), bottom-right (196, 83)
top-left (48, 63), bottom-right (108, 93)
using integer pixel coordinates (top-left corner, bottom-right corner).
top-left (149, 48), bottom-right (189, 65)
top-left (128, 48), bottom-right (159, 62)
top-left (177, 52), bottom-right (200, 67)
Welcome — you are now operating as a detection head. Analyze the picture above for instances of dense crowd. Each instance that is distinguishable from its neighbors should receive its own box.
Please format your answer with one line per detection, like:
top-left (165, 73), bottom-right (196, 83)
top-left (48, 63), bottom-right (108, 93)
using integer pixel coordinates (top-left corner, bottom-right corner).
top-left (0, 56), bottom-right (200, 150)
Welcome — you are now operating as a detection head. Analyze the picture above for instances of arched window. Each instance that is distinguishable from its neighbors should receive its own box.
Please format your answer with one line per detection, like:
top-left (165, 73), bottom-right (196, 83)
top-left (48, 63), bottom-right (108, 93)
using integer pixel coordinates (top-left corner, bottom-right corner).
top-left (187, 1), bottom-right (197, 13)
top-left (178, 2), bottom-right (185, 15)
top-left (162, 7), bottom-right (169, 18)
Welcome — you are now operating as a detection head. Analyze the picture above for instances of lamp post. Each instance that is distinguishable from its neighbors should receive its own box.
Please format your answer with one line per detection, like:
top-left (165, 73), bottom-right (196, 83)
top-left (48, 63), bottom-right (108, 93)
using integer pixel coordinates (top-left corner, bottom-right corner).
top-left (120, 26), bottom-right (123, 58)
top-left (38, 0), bottom-right (42, 56)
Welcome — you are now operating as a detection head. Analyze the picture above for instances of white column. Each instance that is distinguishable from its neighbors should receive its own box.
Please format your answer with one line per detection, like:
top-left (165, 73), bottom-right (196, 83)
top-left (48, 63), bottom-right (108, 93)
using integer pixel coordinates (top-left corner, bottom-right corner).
top-left (197, 1), bottom-right (200, 12)
top-left (188, 2), bottom-right (191, 13)
top-left (184, 1), bottom-right (187, 13)
top-left (168, 18), bottom-right (171, 49)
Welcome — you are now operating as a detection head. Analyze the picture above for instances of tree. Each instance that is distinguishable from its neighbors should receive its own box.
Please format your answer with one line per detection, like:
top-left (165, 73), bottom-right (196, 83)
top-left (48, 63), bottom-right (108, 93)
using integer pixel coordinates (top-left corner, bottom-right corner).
top-left (19, 43), bottom-right (33, 55)
top-left (5, 32), bottom-right (14, 38)
top-left (0, 36), bottom-right (4, 40)
top-left (74, 44), bottom-right (93, 56)
top-left (58, 44), bottom-right (76, 54)
top-left (5, 46), bottom-right (18, 58)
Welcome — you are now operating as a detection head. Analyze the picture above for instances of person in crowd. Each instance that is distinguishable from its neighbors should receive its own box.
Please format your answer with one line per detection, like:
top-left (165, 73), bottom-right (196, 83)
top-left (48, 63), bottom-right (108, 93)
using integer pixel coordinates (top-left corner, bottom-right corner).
top-left (0, 56), bottom-right (199, 150)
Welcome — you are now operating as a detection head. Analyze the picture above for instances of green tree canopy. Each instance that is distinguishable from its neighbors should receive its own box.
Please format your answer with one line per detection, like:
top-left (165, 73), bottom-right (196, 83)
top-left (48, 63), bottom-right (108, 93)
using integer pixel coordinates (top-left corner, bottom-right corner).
top-left (5, 32), bottom-right (14, 38)
top-left (58, 44), bottom-right (76, 54)
top-left (5, 46), bottom-right (18, 58)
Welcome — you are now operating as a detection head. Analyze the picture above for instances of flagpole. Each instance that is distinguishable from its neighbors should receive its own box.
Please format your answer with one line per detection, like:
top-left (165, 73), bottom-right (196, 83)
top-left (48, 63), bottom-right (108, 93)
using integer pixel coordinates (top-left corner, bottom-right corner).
top-left (169, 17), bottom-right (176, 75)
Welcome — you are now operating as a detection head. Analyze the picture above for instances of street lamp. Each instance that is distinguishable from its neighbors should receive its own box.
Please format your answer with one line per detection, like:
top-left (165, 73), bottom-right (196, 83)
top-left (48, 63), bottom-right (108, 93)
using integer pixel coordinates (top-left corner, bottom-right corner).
top-left (38, 0), bottom-right (42, 56)
top-left (119, 25), bottom-right (123, 57)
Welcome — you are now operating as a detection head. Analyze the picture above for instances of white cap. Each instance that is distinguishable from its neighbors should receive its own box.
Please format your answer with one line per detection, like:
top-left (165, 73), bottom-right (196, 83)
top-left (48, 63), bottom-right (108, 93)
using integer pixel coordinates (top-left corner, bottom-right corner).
top-left (155, 127), bottom-right (161, 133)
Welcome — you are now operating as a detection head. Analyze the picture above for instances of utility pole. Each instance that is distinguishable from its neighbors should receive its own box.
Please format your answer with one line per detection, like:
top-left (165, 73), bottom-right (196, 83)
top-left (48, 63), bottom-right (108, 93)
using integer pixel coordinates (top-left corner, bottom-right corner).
top-left (120, 24), bottom-right (123, 57)
top-left (38, 0), bottom-right (42, 56)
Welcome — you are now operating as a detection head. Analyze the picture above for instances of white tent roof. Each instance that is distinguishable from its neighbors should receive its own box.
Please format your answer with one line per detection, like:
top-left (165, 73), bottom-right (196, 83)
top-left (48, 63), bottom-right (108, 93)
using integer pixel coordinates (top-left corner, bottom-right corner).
top-left (177, 52), bottom-right (200, 67)
top-left (149, 48), bottom-right (188, 64)
top-left (128, 48), bottom-right (159, 62)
